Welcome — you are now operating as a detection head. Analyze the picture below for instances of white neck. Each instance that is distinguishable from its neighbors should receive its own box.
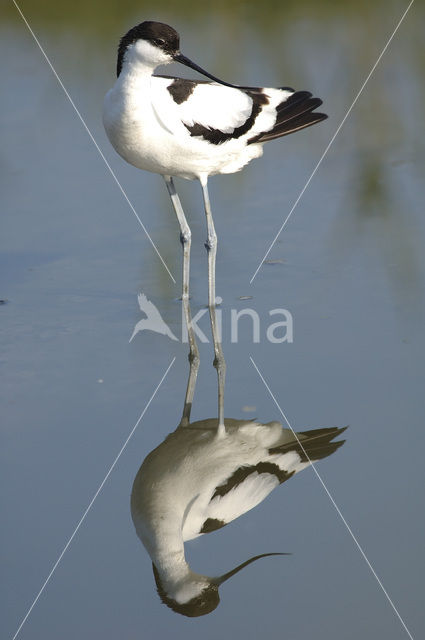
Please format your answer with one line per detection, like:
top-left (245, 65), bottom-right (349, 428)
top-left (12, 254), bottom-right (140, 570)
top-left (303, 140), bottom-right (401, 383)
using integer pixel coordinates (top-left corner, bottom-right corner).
top-left (119, 40), bottom-right (171, 82)
top-left (119, 58), bottom-right (156, 85)
top-left (133, 514), bottom-right (190, 578)
top-left (133, 517), bottom-right (210, 602)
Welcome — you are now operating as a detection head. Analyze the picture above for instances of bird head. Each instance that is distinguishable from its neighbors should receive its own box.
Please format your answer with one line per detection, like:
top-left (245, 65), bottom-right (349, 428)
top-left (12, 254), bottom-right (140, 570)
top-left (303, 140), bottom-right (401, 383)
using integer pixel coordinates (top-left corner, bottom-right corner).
top-left (116, 20), bottom-right (236, 87)
top-left (152, 552), bottom-right (288, 617)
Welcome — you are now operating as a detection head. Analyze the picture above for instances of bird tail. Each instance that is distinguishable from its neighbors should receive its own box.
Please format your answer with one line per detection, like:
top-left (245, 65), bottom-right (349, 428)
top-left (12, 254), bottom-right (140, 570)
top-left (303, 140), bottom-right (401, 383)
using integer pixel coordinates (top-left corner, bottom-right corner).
top-left (248, 90), bottom-right (327, 144)
top-left (269, 426), bottom-right (347, 462)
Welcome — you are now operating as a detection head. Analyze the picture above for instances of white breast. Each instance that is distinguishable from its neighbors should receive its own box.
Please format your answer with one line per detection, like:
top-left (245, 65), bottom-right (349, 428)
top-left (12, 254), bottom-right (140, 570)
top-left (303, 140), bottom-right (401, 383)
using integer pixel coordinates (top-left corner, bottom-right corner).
top-left (103, 72), bottom-right (266, 180)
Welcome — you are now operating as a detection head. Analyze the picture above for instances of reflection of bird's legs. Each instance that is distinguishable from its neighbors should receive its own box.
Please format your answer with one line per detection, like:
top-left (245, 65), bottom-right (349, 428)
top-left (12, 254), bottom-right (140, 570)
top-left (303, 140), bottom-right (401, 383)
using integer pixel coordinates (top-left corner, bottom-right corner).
top-left (164, 176), bottom-right (200, 426)
top-left (200, 176), bottom-right (226, 434)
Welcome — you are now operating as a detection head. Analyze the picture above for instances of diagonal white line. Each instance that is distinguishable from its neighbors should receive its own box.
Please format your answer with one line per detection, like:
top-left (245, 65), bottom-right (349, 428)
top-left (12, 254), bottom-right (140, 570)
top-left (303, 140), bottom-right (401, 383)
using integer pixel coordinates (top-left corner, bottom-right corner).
top-left (250, 356), bottom-right (414, 640)
top-left (11, 357), bottom-right (176, 640)
top-left (12, 0), bottom-right (176, 284)
top-left (250, 0), bottom-right (415, 283)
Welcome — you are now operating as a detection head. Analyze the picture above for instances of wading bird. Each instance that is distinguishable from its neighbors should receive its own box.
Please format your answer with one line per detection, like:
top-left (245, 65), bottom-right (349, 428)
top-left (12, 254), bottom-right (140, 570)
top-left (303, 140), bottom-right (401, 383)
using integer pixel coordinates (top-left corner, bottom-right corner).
top-left (131, 417), bottom-right (346, 616)
top-left (130, 281), bottom-right (346, 617)
top-left (103, 21), bottom-right (327, 428)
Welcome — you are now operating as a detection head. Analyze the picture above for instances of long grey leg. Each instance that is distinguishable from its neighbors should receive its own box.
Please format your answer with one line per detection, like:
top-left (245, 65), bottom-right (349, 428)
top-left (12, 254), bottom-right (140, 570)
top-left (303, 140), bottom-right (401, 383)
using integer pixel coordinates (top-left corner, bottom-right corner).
top-left (200, 175), bottom-right (226, 434)
top-left (163, 175), bottom-right (200, 426)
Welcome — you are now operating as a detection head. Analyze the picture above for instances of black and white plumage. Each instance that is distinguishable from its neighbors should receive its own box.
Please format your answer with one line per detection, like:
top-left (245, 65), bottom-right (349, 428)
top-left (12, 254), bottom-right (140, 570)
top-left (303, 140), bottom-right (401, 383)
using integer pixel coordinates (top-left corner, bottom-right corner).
top-left (131, 418), bottom-right (346, 617)
top-left (103, 21), bottom-right (327, 180)
top-left (103, 21), bottom-right (328, 429)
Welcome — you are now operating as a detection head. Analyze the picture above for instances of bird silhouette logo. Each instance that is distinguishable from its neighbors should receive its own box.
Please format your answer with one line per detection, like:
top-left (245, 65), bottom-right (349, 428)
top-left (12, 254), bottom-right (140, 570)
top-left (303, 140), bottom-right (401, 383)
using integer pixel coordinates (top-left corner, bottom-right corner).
top-left (129, 293), bottom-right (178, 343)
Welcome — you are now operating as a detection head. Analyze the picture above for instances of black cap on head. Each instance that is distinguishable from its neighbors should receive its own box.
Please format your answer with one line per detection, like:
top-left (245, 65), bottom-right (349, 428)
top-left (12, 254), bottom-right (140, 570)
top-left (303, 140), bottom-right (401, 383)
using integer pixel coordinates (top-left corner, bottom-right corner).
top-left (152, 564), bottom-right (220, 617)
top-left (117, 21), bottom-right (180, 77)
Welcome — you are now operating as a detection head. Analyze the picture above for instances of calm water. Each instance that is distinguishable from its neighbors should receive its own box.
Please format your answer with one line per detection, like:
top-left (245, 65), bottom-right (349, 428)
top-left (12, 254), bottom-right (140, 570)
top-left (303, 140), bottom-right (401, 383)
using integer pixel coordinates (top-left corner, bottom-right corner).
top-left (1, 1), bottom-right (424, 639)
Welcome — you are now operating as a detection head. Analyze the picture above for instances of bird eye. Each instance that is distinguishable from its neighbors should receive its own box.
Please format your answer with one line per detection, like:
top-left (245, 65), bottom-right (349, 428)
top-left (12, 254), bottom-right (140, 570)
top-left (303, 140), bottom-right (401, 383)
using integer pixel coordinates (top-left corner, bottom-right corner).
top-left (154, 38), bottom-right (166, 46)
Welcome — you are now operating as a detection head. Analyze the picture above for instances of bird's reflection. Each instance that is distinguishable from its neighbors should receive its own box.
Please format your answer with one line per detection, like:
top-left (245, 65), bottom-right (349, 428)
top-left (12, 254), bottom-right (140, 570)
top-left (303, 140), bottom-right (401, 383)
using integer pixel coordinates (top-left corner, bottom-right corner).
top-left (131, 294), bottom-right (346, 617)
top-left (131, 416), bottom-right (346, 616)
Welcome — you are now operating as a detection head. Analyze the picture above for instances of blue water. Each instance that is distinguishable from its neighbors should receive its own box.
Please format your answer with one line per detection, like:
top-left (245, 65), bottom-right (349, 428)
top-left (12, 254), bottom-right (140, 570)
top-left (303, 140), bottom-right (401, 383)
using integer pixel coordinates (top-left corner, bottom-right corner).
top-left (1, 3), bottom-right (424, 639)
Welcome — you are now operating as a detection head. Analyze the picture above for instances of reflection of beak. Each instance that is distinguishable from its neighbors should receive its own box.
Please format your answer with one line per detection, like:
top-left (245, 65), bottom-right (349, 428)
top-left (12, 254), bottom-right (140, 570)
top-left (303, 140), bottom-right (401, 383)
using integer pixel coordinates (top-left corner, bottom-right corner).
top-left (173, 52), bottom-right (237, 88)
top-left (212, 552), bottom-right (290, 586)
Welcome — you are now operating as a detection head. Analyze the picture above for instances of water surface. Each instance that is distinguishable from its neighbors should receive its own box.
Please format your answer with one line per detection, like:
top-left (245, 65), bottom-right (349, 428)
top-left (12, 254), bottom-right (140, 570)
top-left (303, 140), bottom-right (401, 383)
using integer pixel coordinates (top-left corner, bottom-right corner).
top-left (1, 2), bottom-right (424, 639)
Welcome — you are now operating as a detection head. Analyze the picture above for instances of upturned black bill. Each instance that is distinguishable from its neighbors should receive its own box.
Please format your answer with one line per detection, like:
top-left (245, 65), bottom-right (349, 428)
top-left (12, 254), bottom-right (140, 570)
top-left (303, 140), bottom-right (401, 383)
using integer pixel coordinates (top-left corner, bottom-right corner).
top-left (173, 53), bottom-right (237, 88)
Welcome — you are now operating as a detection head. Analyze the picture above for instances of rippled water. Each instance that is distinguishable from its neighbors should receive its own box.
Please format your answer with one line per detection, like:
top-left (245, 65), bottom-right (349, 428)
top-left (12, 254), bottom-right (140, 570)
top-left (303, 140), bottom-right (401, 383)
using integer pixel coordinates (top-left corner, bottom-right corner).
top-left (1, 2), bottom-right (424, 639)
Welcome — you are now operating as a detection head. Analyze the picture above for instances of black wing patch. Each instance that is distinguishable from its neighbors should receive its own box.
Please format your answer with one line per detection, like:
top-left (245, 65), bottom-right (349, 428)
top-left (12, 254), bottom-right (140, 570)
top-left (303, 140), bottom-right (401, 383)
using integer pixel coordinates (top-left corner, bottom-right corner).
top-left (184, 92), bottom-right (269, 145)
top-left (268, 426), bottom-right (347, 462)
top-left (167, 78), bottom-right (196, 104)
top-left (212, 462), bottom-right (294, 500)
top-left (248, 90), bottom-right (327, 144)
top-left (200, 518), bottom-right (226, 533)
